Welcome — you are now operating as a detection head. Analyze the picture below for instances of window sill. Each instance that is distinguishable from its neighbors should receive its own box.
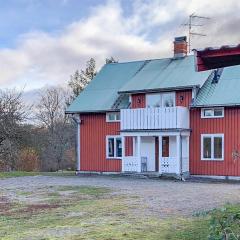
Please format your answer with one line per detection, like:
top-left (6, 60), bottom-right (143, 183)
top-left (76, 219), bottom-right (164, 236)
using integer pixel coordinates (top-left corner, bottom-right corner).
top-left (201, 116), bottom-right (224, 119)
top-left (106, 157), bottom-right (122, 160)
top-left (201, 158), bottom-right (224, 161)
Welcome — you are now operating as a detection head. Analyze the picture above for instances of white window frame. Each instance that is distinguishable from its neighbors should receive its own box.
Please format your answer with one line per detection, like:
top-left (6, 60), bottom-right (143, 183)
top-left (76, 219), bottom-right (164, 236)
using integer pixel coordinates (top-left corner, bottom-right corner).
top-left (106, 112), bottom-right (120, 122)
top-left (201, 134), bottom-right (224, 161)
top-left (201, 107), bottom-right (224, 119)
top-left (146, 92), bottom-right (176, 108)
top-left (106, 135), bottom-right (122, 159)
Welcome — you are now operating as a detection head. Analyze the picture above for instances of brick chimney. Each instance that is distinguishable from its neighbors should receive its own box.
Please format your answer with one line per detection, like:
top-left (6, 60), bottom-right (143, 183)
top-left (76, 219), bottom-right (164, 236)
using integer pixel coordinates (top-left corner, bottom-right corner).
top-left (174, 36), bottom-right (187, 58)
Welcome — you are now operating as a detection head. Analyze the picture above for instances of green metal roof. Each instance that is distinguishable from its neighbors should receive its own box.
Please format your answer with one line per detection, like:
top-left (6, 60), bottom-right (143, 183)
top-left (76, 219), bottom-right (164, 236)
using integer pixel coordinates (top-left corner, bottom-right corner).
top-left (195, 65), bottom-right (240, 107)
top-left (119, 55), bottom-right (210, 93)
top-left (66, 61), bottom-right (145, 113)
top-left (66, 55), bottom-right (214, 113)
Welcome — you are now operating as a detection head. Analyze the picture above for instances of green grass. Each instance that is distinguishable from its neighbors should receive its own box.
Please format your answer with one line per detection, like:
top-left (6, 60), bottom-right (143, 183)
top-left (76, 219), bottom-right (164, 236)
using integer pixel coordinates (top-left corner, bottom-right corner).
top-left (0, 178), bottom-right (239, 239)
top-left (0, 171), bottom-right (40, 178)
top-left (0, 183), bottom-right (230, 240)
top-left (0, 171), bottom-right (75, 179)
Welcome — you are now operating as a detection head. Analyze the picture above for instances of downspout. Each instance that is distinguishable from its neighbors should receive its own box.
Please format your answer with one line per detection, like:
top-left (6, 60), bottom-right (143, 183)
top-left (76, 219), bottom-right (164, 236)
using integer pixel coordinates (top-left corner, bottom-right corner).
top-left (72, 114), bottom-right (81, 174)
top-left (179, 132), bottom-right (185, 181)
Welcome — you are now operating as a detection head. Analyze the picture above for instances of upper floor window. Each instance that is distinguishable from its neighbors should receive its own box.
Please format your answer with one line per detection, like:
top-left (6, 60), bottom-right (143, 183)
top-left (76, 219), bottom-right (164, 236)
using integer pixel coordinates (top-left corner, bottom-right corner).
top-left (146, 92), bottom-right (175, 108)
top-left (106, 112), bottom-right (120, 122)
top-left (201, 107), bottom-right (224, 118)
top-left (201, 134), bottom-right (224, 161)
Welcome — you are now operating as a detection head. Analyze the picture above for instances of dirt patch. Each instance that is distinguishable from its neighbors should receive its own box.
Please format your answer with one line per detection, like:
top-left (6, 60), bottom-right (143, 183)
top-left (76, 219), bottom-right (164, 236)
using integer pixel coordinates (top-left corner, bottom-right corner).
top-left (0, 196), bottom-right (13, 214)
top-left (17, 203), bottom-right (61, 215)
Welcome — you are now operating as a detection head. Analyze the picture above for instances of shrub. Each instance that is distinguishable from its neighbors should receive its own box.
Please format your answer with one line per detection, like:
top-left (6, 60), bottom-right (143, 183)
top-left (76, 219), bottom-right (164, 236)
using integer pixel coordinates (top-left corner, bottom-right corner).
top-left (209, 205), bottom-right (240, 240)
top-left (16, 148), bottom-right (40, 171)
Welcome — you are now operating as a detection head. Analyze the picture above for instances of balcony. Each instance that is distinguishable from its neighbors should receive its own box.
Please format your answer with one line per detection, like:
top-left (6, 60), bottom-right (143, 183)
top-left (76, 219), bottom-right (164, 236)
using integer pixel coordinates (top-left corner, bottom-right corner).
top-left (120, 106), bottom-right (189, 131)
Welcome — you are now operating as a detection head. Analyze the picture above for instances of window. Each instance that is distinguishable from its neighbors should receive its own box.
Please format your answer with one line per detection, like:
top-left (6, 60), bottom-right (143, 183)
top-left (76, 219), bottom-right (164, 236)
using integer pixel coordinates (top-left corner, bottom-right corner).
top-left (146, 92), bottom-right (175, 108)
top-left (106, 136), bottom-right (122, 159)
top-left (201, 134), bottom-right (224, 160)
top-left (106, 112), bottom-right (120, 122)
top-left (201, 108), bottom-right (224, 118)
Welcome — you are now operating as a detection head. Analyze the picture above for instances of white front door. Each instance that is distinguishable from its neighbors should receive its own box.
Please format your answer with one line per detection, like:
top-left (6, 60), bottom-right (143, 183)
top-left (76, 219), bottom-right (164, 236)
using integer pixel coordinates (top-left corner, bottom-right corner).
top-left (140, 137), bottom-right (155, 171)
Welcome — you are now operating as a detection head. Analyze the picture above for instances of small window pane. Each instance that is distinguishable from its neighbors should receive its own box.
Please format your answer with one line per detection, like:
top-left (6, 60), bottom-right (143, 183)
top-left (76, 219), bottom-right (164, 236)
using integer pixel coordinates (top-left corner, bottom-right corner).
top-left (116, 112), bottom-right (120, 120)
top-left (214, 137), bottom-right (223, 159)
top-left (146, 94), bottom-right (161, 108)
top-left (116, 138), bottom-right (122, 157)
top-left (108, 138), bottom-right (114, 157)
top-left (214, 109), bottom-right (223, 117)
top-left (108, 113), bottom-right (115, 121)
top-left (203, 137), bottom-right (211, 159)
top-left (162, 93), bottom-right (175, 107)
top-left (204, 109), bottom-right (214, 117)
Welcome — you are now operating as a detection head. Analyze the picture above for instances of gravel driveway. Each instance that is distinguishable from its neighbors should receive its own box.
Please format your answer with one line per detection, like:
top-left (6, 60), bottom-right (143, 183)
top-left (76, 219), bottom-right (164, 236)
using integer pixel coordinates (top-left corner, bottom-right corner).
top-left (1, 175), bottom-right (240, 218)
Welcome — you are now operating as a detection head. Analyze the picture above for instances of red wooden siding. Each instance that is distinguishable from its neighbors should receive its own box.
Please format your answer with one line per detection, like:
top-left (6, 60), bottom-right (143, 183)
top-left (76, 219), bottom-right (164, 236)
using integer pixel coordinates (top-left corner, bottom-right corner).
top-left (80, 113), bottom-right (121, 172)
top-left (131, 91), bottom-right (192, 109)
top-left (176, 90), bottom-right (192, 107)
top-left (131, 94), bottom-right (146, 108)
top-left (190, 107), bottom-right (240, 176)
top-left (125, 137), bottom-right (133, 156)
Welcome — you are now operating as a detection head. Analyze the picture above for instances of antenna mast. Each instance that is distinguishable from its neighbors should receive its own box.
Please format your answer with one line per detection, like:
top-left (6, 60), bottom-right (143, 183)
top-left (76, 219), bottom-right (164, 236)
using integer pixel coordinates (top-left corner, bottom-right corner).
top-left (182, 13), bottom-right (210, 52)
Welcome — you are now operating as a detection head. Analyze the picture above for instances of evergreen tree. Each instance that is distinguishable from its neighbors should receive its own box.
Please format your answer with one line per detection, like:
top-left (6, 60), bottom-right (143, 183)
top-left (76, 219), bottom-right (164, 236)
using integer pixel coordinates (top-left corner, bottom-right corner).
top-left (68, 58), bottom-right (97, 102)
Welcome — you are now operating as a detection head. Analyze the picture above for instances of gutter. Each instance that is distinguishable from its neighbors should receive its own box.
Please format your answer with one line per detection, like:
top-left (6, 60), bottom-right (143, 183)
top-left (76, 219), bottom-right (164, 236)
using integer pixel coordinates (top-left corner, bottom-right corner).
top-left (190, 103), bottom-right (240, 108)
top-left (71, 114), bottom-right (81, 173)
top-left (65, 109), bottom-right (120, 114)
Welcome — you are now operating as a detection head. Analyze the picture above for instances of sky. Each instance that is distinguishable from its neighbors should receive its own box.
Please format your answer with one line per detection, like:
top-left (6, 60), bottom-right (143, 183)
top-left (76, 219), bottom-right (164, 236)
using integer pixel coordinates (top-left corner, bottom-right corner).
top-left (0, 0), bottom-right (240, 93)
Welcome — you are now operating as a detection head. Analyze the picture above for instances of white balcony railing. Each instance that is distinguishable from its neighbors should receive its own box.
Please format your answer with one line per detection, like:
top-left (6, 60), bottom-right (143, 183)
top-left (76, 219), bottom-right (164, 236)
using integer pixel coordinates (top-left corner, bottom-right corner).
top-left (120, 106), bottom-right (189, 130)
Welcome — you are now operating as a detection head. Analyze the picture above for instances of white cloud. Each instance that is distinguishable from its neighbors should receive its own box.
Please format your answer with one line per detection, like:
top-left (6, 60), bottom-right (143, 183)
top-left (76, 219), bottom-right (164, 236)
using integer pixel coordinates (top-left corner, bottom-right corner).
top-left (0, 0), bottom-right (239, 91)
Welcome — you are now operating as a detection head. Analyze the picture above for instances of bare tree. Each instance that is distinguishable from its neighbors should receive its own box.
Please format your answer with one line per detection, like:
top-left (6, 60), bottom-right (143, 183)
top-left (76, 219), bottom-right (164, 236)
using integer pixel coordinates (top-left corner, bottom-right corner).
top-left (0, 89), bottom-right (29, 170)
top-left (35, 87), bottom-right (75, 171)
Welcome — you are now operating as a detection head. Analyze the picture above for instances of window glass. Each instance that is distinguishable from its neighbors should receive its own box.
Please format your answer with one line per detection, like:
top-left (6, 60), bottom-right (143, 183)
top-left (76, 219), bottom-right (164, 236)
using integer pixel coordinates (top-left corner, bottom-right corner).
top-left (146, 94), bottom-right (161, 108)
top-left (116, 138), bottom-right (122, 157)
top-left (214, 108), bottom-right (223, 117)
top-left (203, 137), bottom-right (211, 159)
top-left (116, 112), bottom-right (120, 121)
top-left (162, 93), bottom-right (175, 107)
top-left (108, 113), bottom-right (115, 121)
top-left (214, 137), bottom-right (223, 159)
top-left (162, 136), bottom-right (169, 157)
top-left (108, 138), bottom-right (114, 157)
top-left (204, 109), bottom-right (214, 117)
top-left (107, 112), bottom-right (120, 121)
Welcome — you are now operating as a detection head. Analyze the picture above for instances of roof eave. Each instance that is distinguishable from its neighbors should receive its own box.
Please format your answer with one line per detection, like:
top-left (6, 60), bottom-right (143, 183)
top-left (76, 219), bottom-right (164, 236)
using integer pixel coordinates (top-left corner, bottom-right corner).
top-left (190, 103), bottom-right (240, 108)
top-left (65, 109), bottom-right (121, 114)
top-left (118, 85), bottom-right (200, 94)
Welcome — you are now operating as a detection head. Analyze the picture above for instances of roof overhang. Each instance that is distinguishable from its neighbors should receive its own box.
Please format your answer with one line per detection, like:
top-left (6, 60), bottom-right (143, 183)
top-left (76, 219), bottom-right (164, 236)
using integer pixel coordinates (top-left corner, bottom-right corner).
top-left (65, 109), bottom-right (120, 114)
top-left (118, 85), bottom-right (199, 94)
top-left (194, 45), bottom-right (240, 72)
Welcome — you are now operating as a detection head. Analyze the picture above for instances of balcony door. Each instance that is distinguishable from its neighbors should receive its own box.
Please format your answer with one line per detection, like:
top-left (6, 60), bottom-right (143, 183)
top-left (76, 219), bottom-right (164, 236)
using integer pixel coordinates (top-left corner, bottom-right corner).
top-left (146, 92), bottom-right (175, 108)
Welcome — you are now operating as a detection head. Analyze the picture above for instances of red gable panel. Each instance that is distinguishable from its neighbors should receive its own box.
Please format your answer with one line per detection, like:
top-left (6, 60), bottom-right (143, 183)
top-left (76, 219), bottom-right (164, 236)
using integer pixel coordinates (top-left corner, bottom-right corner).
top-left (194, 45), bottom-right (240, 72)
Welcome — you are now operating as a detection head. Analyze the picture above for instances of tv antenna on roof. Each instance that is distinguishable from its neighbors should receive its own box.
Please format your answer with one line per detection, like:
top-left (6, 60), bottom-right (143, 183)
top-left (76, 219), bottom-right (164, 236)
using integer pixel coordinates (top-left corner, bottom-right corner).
top-left (182, 13), bottom-right (210, 53)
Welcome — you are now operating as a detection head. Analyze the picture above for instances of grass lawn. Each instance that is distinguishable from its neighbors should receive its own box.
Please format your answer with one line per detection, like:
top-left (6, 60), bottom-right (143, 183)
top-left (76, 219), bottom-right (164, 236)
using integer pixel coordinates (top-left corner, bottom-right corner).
top-left (1, 182), bottom-right (237, 240)
top-left (0, 171), bottom-right (75, 179)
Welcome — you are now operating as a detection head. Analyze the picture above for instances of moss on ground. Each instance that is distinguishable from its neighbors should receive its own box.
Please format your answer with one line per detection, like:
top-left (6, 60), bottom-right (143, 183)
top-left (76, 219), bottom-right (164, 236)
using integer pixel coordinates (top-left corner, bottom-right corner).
top-left (1, 183), bottom-right (239, 239)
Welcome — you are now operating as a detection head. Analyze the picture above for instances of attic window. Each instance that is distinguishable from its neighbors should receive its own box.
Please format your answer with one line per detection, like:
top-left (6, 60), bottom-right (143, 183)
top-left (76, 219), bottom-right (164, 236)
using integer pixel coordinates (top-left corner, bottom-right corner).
top-left (106, 112), bottom-right (120, 122)
top-left (201, 108), bottom-right (224, 118)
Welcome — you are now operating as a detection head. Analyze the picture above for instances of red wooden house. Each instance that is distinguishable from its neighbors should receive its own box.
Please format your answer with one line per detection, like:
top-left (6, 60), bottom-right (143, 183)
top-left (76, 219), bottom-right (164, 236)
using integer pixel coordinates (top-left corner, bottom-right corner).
top-left (66, 37), bottom-right (240, 179)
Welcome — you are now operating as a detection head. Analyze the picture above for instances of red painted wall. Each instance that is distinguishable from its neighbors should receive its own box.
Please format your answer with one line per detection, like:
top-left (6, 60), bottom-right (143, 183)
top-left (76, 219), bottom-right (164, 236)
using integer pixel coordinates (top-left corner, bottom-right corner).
top-left (80, 113), bottom-right (121, 172)
top-left (131, 94), bottom-right (146, 108)
top-left (176, 90), bottom-right (192, 107)
top-left (190, 107), bottom-right (240, 176)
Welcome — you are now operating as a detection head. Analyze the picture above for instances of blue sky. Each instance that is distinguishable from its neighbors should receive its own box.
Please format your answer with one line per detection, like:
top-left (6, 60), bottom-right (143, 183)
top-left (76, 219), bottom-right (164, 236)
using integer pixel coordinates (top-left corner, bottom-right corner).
top-left (0, 0), bottom-right (105, 48)
top-left (0, 0), bottom-right (239, 91)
